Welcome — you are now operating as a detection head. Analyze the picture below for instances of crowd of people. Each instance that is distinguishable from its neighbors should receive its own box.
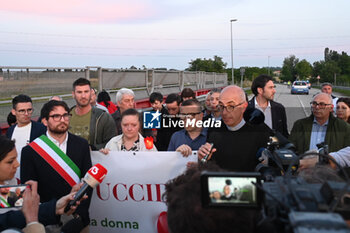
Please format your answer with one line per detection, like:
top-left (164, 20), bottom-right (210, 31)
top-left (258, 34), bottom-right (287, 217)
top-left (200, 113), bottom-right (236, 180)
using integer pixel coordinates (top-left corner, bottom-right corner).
top-left (1, 75), bottom-right (350, 232)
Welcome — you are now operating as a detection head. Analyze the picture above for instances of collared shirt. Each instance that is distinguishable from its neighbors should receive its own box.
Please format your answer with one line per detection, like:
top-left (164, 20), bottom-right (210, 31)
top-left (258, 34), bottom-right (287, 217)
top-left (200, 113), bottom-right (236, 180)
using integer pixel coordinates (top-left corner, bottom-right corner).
top-left (309, 118), bottom-right (328, 151)
top-left (254, 98), bottom-right (272, 129)
top-left (46, 132), bottom-right (68, 154)
top-left (167, 128), bottom-right (208, 151)
top-left (210, 113), bottom-right (222, 121)
top-left (226, 119), bottom-right (245, 131)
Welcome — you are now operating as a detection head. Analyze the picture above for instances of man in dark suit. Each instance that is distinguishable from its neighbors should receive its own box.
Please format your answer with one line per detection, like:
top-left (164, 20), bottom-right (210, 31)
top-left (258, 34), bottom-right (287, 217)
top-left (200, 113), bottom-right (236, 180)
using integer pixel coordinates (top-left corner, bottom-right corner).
top-left (6, 94), bottom-right (46, 180)
top-left (21, 100), bottom-right (92, 232)
top-left (248, 75), bottom-right (289, 138)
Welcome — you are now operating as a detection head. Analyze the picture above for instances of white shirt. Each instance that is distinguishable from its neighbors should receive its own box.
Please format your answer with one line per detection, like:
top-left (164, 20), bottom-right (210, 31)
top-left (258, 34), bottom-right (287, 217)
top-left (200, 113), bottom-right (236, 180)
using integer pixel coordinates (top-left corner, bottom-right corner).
top-left (11, 122), bottom-right (32, 179)
top-left (46, 132), bottom-right (68, 154)
top-left (255, 98), bottom-right (272, 129)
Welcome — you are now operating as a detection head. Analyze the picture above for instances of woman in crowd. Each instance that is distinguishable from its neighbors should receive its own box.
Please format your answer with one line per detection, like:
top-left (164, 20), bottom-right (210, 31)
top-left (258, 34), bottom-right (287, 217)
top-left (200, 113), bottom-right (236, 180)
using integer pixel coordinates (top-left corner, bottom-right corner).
top-left (100, 108), bottom-right (157, 153)
top-left (97, 90), bottom-right (117, 114)
top-left (0, 136), bottom-right (19, 186)
top-left (336, 97), bottom-right (350, 124)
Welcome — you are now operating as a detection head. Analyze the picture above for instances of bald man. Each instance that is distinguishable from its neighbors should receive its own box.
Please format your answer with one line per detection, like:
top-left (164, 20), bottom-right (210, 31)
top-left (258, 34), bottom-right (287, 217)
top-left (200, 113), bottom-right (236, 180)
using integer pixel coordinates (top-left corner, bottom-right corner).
top-left (198, 85), bottom-right (271, 172)
top-left (290, 93), bottom-right (350, 154)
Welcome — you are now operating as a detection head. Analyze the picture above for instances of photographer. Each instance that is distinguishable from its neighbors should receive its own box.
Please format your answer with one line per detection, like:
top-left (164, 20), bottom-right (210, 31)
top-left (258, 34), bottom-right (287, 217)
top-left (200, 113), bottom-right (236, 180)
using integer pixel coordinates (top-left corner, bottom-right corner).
top-left (164, 163), bottom-right (258, 233)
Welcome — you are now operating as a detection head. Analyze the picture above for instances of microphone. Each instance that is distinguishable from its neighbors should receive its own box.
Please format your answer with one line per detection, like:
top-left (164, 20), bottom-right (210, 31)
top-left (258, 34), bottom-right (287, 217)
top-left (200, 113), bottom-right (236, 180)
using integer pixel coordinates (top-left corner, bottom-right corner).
top-left (243, 108), bottom-right (265, 125)
top-left (64, 163), bottom-right (107, 213)
top-left (201, 143), bottom-right (214, 163)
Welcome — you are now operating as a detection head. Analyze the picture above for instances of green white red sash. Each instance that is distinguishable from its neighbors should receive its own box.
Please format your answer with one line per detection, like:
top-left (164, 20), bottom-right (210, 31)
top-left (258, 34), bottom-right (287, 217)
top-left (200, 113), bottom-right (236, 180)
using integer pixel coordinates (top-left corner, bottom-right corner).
top-left (0, 196), bottom-right (10, 208)
top-left (29, 135), bottom-right (81, 187)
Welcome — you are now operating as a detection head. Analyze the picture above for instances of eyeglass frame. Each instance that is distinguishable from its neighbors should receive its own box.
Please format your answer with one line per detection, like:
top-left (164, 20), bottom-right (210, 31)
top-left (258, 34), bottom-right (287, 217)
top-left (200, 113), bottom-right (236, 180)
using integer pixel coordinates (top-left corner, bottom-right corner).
top-left (16, 108), bottom-right (34, 115)
top-left (217, 102), bottom-right (245, 112)
top-left (310, 101), bottom-right (332, 108)
top-left (179, 112), bottom-right (202, 119)
top-left (48, 113), bottom-right (72, 122)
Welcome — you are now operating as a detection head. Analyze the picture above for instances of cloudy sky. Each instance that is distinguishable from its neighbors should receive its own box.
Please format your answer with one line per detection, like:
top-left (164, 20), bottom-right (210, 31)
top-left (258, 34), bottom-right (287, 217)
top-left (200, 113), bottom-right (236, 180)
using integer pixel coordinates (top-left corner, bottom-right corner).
top-left (0, 0), bottom-right (349, 70)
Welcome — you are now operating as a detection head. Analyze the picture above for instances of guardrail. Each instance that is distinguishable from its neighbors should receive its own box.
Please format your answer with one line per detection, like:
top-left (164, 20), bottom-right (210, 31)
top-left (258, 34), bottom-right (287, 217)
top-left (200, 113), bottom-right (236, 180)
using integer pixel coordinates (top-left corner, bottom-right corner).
top-left (0, 66), bottom-right (227, 102)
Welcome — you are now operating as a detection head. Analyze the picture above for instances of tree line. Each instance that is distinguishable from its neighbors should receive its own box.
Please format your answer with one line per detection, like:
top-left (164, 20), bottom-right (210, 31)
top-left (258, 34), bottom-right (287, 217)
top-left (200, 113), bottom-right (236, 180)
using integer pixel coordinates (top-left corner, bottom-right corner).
top-left (281, 48), bottom-right (350, 84)
top-left (185, 48), bottom-right (350, 85)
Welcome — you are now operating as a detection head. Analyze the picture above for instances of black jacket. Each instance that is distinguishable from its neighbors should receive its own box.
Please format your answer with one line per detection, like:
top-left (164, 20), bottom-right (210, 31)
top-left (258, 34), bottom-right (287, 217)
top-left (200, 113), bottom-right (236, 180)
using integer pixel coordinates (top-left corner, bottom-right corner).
top-left (248, 97), bottom-right (289, 138)
top-left (20, 133), bottom-right (92, 229)
top-left (0, 199), bottom-right (59, 231)
top-left (6, 120), bottom-right (46, 142)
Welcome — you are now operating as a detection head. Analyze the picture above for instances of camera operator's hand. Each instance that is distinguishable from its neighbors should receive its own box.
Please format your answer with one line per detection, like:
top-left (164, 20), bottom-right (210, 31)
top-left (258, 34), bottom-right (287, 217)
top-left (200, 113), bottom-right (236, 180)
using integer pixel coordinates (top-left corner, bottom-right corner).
top-left (176, 144), bottom-right (193, 157)
top-left (22, 180), bottom-right (40, 224)
top-left (198, 142), bottom-right (216, 161)
top-left (299, 156), bottom-right (318, 171)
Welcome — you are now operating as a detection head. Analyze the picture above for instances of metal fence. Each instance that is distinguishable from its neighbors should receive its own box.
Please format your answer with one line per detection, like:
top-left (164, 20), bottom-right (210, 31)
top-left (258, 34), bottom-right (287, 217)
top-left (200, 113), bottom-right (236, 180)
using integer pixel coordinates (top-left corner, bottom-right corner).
top-left (0, 66), bottom-right (228, 99)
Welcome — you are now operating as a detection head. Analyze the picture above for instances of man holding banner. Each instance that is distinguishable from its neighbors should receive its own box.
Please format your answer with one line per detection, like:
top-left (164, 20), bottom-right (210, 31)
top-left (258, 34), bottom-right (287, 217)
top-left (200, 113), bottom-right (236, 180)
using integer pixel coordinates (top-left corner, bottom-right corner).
top-left (21, 100), bottom-right (92, 233)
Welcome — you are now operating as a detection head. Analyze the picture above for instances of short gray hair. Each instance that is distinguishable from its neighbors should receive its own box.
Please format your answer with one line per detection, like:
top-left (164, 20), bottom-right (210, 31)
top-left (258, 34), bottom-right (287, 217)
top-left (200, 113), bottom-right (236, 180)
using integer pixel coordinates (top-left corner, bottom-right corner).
top-left (313, 92), bottom-right (332, 104)
top-left (116, 88), bottom-right (135, 103)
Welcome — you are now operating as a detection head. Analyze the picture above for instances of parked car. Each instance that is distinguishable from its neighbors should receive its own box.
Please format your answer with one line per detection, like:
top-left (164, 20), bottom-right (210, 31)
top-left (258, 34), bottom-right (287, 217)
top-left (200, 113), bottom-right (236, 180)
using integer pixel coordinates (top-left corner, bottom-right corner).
top-left (291, 81), bottom-right (309, 95)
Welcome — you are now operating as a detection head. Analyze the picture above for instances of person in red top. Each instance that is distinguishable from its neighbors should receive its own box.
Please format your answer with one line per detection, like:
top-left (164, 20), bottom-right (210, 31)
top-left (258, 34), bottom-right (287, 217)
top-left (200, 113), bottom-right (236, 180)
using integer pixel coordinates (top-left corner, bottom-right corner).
top-left (97, 90), bottom-right (118, 114)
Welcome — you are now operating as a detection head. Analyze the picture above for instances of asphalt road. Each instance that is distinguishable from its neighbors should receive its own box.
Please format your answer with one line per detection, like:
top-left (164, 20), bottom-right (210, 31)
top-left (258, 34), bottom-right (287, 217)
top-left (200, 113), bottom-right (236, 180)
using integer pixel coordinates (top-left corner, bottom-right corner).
top-left (273, 84), bottom-right (320, 133)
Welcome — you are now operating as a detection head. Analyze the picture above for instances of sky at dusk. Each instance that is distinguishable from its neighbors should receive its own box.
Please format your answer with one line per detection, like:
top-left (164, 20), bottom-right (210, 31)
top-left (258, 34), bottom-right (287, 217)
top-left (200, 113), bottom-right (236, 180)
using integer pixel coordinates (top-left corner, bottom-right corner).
top-left (0, 0), bottom-right (349, 70)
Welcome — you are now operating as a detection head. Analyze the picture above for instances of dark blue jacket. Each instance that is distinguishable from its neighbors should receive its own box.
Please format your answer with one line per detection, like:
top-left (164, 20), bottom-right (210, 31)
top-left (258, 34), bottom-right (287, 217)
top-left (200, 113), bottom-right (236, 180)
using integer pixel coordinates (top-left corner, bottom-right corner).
top-left (6, 121), bottom-right (46, 142)
top-left (0, 199), bottom-right (59, 231)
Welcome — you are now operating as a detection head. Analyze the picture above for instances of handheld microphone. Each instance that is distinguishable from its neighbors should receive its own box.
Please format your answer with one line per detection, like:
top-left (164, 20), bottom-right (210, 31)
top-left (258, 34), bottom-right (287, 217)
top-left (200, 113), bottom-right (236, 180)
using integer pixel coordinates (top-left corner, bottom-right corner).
top-left (201, 143), bottom-right (214, 163)
top-left (64, 163), bottom-right (107, 213)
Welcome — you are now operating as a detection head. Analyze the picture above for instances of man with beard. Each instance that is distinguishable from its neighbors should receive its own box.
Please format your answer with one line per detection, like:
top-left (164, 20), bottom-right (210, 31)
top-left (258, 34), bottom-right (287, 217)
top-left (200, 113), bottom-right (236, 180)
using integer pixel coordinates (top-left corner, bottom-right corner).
top-left (203, 88), bottom-right (222, 121)
top-left (248, 75), bottom-right (288, 138)
top-left (0, 187), bottom-right (16, 207)
top-left (69, 78), bottom-right (116, 150)
top-left (21, 100), bottom-right (92, 232)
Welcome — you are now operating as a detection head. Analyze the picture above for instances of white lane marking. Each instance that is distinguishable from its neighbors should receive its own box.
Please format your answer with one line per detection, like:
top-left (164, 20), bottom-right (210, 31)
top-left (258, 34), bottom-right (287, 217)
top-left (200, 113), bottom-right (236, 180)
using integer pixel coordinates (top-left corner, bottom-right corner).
top-left (297, 95), bottom-right (309, 117)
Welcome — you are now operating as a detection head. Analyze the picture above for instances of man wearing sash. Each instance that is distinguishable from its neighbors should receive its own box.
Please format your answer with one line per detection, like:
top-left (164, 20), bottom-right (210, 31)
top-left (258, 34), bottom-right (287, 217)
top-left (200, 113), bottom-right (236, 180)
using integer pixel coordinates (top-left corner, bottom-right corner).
top-left (20, 100), bottom-right (92, 233)
top-left (0, 187), bottom-right (15, 208)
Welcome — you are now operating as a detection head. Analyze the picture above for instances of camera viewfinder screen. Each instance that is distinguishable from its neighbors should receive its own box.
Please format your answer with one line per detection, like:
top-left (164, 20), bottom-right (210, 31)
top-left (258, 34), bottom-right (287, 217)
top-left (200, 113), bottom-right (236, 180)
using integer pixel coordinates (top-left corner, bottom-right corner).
top-left (208, 177), bottom-right (257, 205)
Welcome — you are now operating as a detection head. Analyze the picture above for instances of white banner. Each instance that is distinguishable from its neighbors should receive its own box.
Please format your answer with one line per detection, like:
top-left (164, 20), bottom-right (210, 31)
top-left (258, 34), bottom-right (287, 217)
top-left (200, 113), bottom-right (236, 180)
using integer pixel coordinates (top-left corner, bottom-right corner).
top-left (89, 151), bottom-right (198, 233)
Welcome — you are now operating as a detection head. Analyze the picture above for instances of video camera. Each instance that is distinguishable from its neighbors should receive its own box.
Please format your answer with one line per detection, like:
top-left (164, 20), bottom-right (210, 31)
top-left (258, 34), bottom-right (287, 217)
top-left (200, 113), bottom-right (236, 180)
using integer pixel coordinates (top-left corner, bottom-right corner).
top-left (201, 170), bottom-right (350, 232)
top-left (200, 130), bottom-right (350, 232)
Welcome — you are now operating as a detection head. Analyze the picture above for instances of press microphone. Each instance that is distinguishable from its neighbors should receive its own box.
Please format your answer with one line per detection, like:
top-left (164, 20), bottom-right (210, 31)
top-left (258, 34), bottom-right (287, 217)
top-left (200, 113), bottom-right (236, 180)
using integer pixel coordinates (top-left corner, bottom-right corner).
top-left (201, 143), bottom-right (214, 163)
top-left (64, 163), bottom-right (107, 213)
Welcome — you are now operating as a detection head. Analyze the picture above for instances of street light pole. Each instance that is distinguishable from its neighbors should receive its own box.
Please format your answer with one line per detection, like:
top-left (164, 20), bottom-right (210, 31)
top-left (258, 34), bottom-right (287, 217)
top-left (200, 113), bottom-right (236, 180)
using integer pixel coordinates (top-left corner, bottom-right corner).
top-left (230, 19), bottom-right (237, 85)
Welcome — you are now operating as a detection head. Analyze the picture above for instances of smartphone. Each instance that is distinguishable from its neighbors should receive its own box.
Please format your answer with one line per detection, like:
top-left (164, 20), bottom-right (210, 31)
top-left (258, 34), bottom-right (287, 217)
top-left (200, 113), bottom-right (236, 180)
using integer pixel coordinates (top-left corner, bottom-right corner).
top-left (0, 184), bottom-right (29, 208)
top-left (201, 171), bottom-right (261, 208)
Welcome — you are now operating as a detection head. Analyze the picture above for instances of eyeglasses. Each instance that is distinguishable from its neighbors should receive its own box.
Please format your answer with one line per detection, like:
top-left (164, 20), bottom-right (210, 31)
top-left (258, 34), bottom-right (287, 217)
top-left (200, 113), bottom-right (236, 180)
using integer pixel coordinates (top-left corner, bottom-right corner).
top-left (217, 102), bottom-right (245, 112)
top-left (310, 101), bottom-right (332, 108)
top-left (180, 112), bottom-right (202, 119)
top-left (16, 108), bottom-right (34, 115)
top-left (49, 113), bottom-right (72, 122)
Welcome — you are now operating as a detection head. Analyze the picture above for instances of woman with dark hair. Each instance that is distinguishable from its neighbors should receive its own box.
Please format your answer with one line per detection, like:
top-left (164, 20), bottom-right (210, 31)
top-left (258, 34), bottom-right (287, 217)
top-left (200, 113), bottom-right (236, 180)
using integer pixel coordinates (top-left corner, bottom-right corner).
top-left (336, 97), bottom-right (350, 124)
top-left (100, 108), bottom-right (157, 152)
top-left (97, 90), bottom-right (117, 114)
top-left (0, 136), bottom-right (19, 185)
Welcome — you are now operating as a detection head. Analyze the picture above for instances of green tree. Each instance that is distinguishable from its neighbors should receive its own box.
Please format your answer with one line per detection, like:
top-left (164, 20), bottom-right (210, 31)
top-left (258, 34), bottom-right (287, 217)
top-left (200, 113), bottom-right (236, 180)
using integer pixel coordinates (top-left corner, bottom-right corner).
top-left (187, 56), bottom-right (227, 73)
top-left (281, 55), bottom-right (299, 81)
top-left (339, 52), bottom-right (350, 75)
top-left (295, 59), bottom-right (312, 79)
